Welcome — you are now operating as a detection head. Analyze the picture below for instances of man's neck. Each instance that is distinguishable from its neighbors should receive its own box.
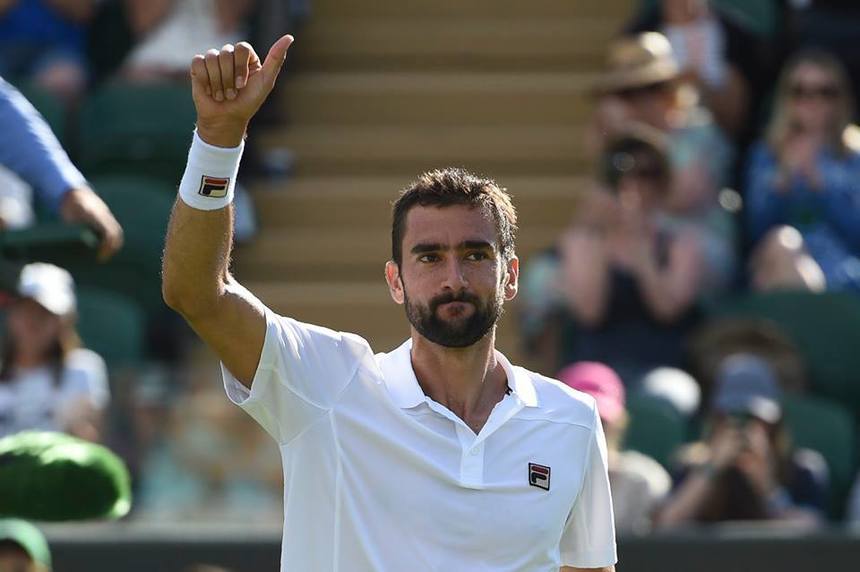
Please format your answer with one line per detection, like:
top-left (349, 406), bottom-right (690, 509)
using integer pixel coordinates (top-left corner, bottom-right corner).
top-left (409, 328), bottom-right (509, 434)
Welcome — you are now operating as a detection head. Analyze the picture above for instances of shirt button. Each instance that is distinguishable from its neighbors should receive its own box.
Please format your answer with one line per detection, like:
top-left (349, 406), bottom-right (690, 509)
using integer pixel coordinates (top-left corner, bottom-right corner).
top-left (470, 447), bottom-right (480, 456)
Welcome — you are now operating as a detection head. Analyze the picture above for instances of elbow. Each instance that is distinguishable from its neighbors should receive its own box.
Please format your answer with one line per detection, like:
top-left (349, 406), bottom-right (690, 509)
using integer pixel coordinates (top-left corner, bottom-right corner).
top-left (161, 273), bottom-right (221, 320)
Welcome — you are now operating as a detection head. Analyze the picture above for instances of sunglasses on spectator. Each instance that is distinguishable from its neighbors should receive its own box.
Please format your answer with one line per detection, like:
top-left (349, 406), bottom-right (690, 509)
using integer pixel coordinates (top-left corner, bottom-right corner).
top-left (789, 83), bottom-right (840, 101)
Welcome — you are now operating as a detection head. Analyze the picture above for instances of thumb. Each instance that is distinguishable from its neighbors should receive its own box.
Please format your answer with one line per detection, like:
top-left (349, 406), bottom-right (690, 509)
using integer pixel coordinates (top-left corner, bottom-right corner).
top-left (261, 34), bottom-right (294, 85)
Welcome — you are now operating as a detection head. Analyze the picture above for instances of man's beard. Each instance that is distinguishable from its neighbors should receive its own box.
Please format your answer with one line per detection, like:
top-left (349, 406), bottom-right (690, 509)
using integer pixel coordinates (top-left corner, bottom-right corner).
top-left (403, 286), bottom-right (504, 348)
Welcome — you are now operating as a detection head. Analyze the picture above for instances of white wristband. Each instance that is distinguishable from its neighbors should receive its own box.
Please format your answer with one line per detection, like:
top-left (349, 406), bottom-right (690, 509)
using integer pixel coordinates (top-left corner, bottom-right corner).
top-left (178, 130), bottom-right (245, 210)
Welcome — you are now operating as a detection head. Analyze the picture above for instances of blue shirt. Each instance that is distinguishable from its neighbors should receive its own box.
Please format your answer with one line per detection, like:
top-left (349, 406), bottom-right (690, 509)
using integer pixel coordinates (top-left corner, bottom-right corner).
top-left (0, 0), bottom-right (85, 52)
top-left (0, 76), bottom-right (86, 213)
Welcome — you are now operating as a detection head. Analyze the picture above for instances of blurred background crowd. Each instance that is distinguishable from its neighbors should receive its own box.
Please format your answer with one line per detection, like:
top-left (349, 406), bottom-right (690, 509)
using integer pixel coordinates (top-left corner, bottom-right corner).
top-left (2, 0), bottom-right (860, 569)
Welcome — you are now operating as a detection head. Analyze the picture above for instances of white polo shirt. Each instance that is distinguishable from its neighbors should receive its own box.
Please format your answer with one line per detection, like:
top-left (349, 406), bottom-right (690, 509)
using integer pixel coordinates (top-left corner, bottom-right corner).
top-left (222, 310), bottom-right (617, 571)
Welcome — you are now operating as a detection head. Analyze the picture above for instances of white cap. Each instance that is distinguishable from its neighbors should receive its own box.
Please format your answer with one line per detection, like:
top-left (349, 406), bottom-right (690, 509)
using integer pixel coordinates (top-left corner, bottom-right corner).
top-left (641, 367), bottom-right (702, 417)
top-left (17, 262), bottom-right (77, 317)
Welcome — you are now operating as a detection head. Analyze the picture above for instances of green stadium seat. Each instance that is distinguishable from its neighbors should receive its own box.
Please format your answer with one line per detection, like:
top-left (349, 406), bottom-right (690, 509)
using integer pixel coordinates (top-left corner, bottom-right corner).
top-left (782, 394), bottom-right (856, 518)
top-left (708, 291), bottom-right (860, 417)
top-left (624, 393), bottom-right (688, 470)
top-left (0, 224), bottom-right (99, 263)
top-left (63, 175), bottom-right (175, 314)
top-left (12, 81), bottom-right (67, 144)
top-left (90, 175), bottom-right (174, 270)
top-left (76, 286), bottom-right (145, 367)
top-left (77, 81), bottom-right (196, 183)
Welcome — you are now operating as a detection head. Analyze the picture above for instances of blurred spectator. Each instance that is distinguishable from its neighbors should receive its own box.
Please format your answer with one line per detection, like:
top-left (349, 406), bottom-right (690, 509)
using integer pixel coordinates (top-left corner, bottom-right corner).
top-left (0, 75), bottom-right (123, 260)
top-left (521, 127), bottom-right (703, 384)
top-left (0, 263), bottom-right (109, 442)
top-left (655, 354), bottom-right (828, 528)
top-left (134, 348), bottom-right (281, 523)
top-left (120, 0), bottom-right (256, 81)
top-left (689, 317), bottom-right (808, 396)
top-left (781, 0), bottom-right (860, 109)
top-left (626, 0), bottom-right (773, 139)
top-left (0, 519), bottom-right (51, 572)
top-left (590, 32), bottom-right (737, 294)
top-left (0, 0), bottom-right (94, 105)
top-left (745, 49), bottom-right (860, 293)
top-left (559, 361), bottom-right (672, 535)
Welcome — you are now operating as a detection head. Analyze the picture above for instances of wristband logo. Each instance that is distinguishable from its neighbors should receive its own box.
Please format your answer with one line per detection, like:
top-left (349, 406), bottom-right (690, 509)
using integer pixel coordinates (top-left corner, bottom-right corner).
top-left (198, 176), bottom-right (230, 198)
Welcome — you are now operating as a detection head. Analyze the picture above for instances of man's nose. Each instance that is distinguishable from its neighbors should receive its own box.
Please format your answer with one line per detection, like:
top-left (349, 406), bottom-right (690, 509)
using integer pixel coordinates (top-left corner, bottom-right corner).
top-left (441, 257), bottom-right (468, 290)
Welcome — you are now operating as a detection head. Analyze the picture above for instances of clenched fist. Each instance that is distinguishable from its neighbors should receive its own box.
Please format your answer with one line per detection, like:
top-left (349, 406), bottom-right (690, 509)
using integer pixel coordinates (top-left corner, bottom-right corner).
top-left (190, 34), bottom-right (294, 147)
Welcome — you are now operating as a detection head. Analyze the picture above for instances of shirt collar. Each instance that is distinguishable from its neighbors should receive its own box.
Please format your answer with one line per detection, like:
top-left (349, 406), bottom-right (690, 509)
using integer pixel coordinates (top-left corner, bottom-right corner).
top-left (378, 339), bottom-right (539, 409)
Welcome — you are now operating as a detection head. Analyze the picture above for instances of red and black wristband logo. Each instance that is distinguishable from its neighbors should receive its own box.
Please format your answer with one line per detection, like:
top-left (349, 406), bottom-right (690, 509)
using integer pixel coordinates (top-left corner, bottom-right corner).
top-left (528, 462), bottom-right (551, 491)
top-left (198, 176), bottom-right (230, 198)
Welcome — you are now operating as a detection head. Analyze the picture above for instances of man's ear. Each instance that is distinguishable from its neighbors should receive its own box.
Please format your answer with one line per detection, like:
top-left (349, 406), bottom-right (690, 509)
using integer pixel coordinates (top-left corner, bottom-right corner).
top-left (503, 256), bottom-right (519, 301)
top-left (385, 260), bottom-right (405, 304)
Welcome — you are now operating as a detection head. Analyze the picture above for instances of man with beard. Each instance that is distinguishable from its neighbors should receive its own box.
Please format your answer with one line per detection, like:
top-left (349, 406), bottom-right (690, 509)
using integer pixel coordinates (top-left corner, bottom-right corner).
top-left (162, 35), bottom-right (616, 572)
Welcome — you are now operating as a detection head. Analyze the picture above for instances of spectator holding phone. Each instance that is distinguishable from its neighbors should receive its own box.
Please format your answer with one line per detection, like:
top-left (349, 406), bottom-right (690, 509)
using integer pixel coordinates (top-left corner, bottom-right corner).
top-left (655, 354), bottom-right (827, 527)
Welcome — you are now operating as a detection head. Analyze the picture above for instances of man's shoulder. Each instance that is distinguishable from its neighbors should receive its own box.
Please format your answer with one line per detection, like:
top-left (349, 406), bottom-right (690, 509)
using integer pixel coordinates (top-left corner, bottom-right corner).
top-left (514, 365), bottom-right (598, 430)
top-left (268, 311), bottom-right (374, 354)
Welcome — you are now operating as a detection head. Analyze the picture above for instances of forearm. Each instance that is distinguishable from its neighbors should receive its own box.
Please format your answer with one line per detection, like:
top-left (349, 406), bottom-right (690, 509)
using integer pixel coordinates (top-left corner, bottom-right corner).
top-left (634, 260), bottom-right (686, 322)
top-left (162, 117), bottom-right (247, 313)
top-left (561, 274), bottom-right (608, 326)
top-left (0, 77), bottom-right (87, 212)
top-left (654, 468), bottom-right (717, 528)
top-left (558, 231), bottom-right (609, 326)
top-left (162, 199), bottom-right (234, 318)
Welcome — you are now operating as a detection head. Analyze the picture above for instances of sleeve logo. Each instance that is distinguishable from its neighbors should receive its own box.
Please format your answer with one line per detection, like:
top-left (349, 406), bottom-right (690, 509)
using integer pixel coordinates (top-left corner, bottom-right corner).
top-left (528, 462), bottom-right (551, 491)
top-left (198, 176), bottom-right (230, 198)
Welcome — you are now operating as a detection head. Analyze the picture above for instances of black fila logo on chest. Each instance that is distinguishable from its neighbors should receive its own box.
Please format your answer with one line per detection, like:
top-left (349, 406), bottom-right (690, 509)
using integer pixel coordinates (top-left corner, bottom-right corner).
top-left (528, 462), bottom-right (551, 491)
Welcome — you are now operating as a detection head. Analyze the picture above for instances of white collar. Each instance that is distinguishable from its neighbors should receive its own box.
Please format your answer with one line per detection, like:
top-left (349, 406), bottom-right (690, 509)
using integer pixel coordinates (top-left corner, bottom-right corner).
top-left (378, 339), bottom-right (539, 409)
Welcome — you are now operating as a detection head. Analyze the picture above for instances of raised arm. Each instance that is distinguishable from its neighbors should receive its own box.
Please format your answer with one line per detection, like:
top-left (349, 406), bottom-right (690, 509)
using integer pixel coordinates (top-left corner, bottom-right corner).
top-left (161, 36), bottom-right (294, 387)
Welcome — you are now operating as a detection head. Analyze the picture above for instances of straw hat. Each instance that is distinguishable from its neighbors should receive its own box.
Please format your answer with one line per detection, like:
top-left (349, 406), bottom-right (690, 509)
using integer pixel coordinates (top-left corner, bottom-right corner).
top-left (591, 32), bottom-right (680, 95)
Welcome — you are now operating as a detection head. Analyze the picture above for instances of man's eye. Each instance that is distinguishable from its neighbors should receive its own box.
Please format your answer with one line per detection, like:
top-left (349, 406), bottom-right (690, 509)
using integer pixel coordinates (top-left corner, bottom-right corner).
top-left (418, 254), bottom-right (439, 263)
top-left (466, 252), bottom-right (488, 261)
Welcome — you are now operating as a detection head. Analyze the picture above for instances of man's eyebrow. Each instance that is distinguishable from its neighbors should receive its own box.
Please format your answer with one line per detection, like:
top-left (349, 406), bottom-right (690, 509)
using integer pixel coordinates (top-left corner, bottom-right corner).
top-left (461, 240), bottom-right (495, 251)
top-left (411, 241), bottom-right (495, 255)
top-left (411, 243), bottom-right (444, 255)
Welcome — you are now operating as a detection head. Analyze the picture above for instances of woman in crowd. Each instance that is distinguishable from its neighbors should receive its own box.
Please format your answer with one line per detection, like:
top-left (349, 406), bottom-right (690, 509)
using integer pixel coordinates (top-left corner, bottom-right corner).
top-left (745, 48), bottom-right (860, 293)
top-left (560, 126), bottom-right (704, 382)
top-left (590, 32), bottom-right (737, 295)
top-left (521, 126), bottom-right (704, 386)
top-left (0, 263), bottom-right (108, 442)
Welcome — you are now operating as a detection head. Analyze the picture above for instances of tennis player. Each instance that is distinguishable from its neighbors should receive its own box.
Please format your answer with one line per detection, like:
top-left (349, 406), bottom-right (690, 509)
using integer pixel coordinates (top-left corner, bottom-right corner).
top-left (162, 35), bottom-right (617, 572)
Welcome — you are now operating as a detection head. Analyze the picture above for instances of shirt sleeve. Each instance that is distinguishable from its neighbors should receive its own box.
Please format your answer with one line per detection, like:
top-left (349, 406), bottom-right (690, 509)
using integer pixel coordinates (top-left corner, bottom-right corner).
top-left (0, 76), bottom-right (88, 212)
top-left (559, 402), bottom-right (618, 568)
top-left (222, 308), bottom-right (370, 445)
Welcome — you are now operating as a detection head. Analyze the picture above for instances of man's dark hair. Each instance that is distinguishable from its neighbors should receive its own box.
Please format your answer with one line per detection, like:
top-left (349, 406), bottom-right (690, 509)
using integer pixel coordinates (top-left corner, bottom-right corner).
top-left (391, 168), bottom-right (518, 266)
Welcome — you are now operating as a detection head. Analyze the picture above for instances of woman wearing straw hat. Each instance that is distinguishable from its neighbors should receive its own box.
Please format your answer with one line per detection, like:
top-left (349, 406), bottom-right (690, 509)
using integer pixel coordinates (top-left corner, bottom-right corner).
top-left (589, 31), bottom-right (737, 297)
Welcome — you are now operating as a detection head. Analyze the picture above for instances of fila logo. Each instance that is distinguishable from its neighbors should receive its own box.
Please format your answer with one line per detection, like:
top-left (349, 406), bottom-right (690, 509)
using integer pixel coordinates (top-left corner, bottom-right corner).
top-left (528, 462), bottom-right (551, 491)
top-left (198, 176), bottom-right (230, 198)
